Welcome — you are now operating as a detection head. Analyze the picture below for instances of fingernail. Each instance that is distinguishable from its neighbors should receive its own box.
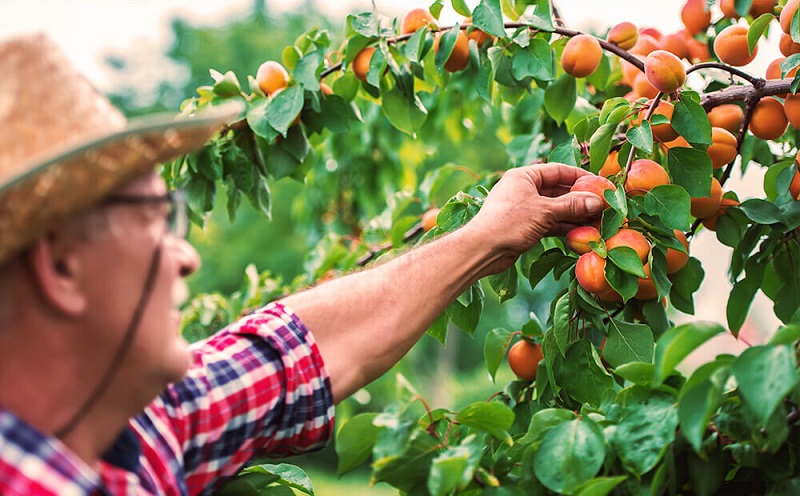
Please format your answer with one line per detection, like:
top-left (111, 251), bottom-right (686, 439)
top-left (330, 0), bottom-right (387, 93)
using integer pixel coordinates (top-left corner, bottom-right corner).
top-left (585, 196), bottom-right (604, 213)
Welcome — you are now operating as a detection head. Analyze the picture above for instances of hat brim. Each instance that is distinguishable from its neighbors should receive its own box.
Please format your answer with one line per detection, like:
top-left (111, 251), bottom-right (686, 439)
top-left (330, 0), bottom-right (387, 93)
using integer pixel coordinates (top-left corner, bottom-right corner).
top-left (0, 101), bottom-right (243, 264)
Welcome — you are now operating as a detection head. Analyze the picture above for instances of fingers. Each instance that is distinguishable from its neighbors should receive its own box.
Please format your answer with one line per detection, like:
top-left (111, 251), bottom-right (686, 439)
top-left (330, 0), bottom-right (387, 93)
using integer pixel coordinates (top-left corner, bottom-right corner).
top-left (526, 162), bottom-right (593, 191)
top-left (546, 191), bottom-right (605, 225)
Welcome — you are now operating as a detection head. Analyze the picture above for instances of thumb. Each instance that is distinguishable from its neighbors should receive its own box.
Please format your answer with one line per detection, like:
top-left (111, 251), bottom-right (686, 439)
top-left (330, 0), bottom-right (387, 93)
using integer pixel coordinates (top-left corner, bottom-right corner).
top-left (549, 192), bottom-right (605, 222)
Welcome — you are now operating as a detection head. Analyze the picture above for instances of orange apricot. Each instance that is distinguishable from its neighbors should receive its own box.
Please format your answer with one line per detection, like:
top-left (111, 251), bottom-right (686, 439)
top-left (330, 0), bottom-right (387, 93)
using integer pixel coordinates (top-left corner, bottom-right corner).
top-left (621, 58), bottom-right (644, 86)
top-left (690, 176), bottom-right (723, 219)
top-left (562, 34), bottom-right (603, 78)
top-left (749, 97), bottom-right (789, 140)
top-left (320, 82), bottom-right (334, 95)
top-left (599, 151), bottom-right (623, 177)
top-left (713, 25), bottom-right (758, 67)
top-left (750, 0), bottom-right (777, 16)
top-left (631, 34), bottom-right (665, 56)
top-left (638, 100), bottom-right (678, 142)
top-left (644, 50), bottom-right (686, 93)
top-left (575, 251), bottom-right (612, 296)
top-left (665, 229), bottom-right (690, 274)
top-left (662, 32), bottom-right (690, 59)
top-left (570, 174), bottom-right (617, 208)
top-left (566, 225), bottom-right (602, 255)
top-left (685, 32), bottom-right (711, 62)
top-left (781, 0), bottom-right (800, 34)
top-left (719, 0), bottom-right (740, 18)
top-left (607, 22), bottom-right (639, 50)
top-left (400, 8), bottom-right (437, 35)
top-left (256, 60), bottom-right (290, 96)
top-left (625, 159), bottom-right (671, 196)
top-left (681, 0), bottom-right (712, 36)
top-left (790, 162), bottom-right (800, 198)
top-left (766, 57), bottom-right (797, 98)
top-left (663, 135), bottom-right (691, 150)
top-left (708, 127), bottom-right (738, 169)
top-left (606, 228), bottom-right (651, 262)
top-left (780, 33), bottom-right (800, 57)
top-left (702, 197), bottom-right (740, 231)
top-left (635, 264), bottom-right (659, 300)
top-left (421, 207), bottom-right (439, 232)
top-left (632, 73), bottom-right (660, 99)
top-left (784, 92), bottom-right (800, 130)
top-left (433, 30), bottom-right (470, 73)
top-left (465, 18), bottom-right (494, 47)
top-left (353, 47), bottom-right (376, 83)
top-left (707, 103), bottom-right (744, 135)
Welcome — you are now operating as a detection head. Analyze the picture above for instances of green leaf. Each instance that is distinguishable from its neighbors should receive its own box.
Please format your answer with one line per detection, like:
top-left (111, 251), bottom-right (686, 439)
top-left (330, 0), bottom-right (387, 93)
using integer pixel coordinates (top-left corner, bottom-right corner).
top-left (526, 248), bottom-right (569, 287)
top-left (521, 0), bottom-right (555, 31)
top-left (267, 85), bottom-right (304, 137)
top-left (456, 401), bottom-right (515, 444)
top-left (246, 98), bottom-right (280, 141)
top-left (488, 265), bottom-right (518, 303)
top-left (484, 328), bottom-right (515, 382)
top-left (519, 408), bottom-right (577, 445)
top-left (404, 28), bottom-right (428, 64)
top-left (605, 260), bottom-right (639, 302)
top-left (607, 247), bottom-right (647, 278)
top-left (626, 121), bottom-right (653, 154)
top-left (553, 340), bottom-right (615, 406)
top-left (604, 319), bottom-right (655, 368)
top-left (473, 0), bottom-right (507, 38)
top-left (372, 421), bottom-right (439, 493)
top-left (733, 345), bottom-right (800, 426)
top-left (534, 418), bottom-right (606, 494)
top-left (669, 257), bottom-right (704, 315)
top-left (434, 25), bottom-right (460, 72)
top-left (347, 12), bottom-right (379, 37)
top-left (738, 198), bottom-right (783, 224)
top-left (511, 39), bottom-right (555, 81)
top-left (451, 0), bottom-right (472, 17)
top-left (239, 464), bottom-right (313, 495)
top-left (293, 51), bottom-right (323, 91)
top-left (726, 258), bottom-right (766, 335)
top-left (544, 73), bottom-right (577, 125)
top-left (381, 86), bottom-right (428, 138)
top-left (672, 93), bottom-right (712, 146)
top-left (589, 123), bottom-right (617, 174)
top-left (667, 147), bottom-right (713, 198)
top-left (549, 137), bottom-right (581, 166)
top-left (613, 362), bottom-right (655, 385)
top-left (427, 436), bottom-right (483, 496)
top-left (653, 322), bottom-right (725, 386)
top-left (336, 413), bottom-right (380, 475)
top-left (611, 390), bottom-right (679, 477)
top-left (748, 14), bottom-right (773, 53)
top-left (212, 70), bottom-right (242, 97)
top-left (644, 185), bottom-right (692, 231)
top-left (678, 362), bottom-right (730, 453)
top-left (769, 324), bottom-right (800, 345)
top-left (573, 476), bottom-right (628, 496)
top-left (552, 293), bottom-right (572, 356)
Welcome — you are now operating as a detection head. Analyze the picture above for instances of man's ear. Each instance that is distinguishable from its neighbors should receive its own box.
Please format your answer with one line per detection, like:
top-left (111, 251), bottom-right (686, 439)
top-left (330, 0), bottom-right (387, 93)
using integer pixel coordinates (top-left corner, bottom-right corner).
top-left (26, 234), bottom-right (88, 316)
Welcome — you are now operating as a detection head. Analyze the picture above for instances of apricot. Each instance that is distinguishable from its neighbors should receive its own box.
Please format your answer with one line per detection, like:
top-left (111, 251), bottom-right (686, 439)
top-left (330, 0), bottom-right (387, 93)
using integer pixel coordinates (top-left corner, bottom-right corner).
top-left (749, 97), bottom-right (789, 140)
top-left (690, 176), bottom-right (723, 219)
top-left (714, 25), bottom-right (758, 67)
top-left (352, 47), bottom-right (376, 83)
top-left (570, 174), bottom-right (617, 208)
top-left (780, 33), bottom-right (800, 57)
top-left (780, 0), bottom-right (800, 34)
top-left (644, 50), bottom-right (686, 94)
top-left (662, 32), bottom-right (689, 59)
top-left (631, 34), bottom-right (665, 56)
top-left (434, 30), bottom-right (470, 73)
top-left (638, 100), bottom-right (678, 142)
top-left (681, 0), bottom-right (712, 36)
top-left (750, 0), bottom-right (777, 16)
top-left (632, 73), bottom-right (660, 99)
top-left (640, 27), bottom-right (664, 41)
top-left (663, 135), bottom-right (691, 149)
top-left (607, 22), bottom-right (639, 50)
top-left (702, 197), bottom-right (740, 231)
top-left (685, 33), bottom-right (711, 62)
top-left (599, 150), bottom-right (623, 177)
top-left (575, 251), bottom-right (612, 295)
top-left (508, 339), bottom-right (544, 381)
top-left (719, 0), bottom-right (740, 18)
top-left (625, 159), bottom-right (671, 196)
top-left (606, 228), bottom-right (651, 262)
top-left (708, 127), bottom-right (738, 169)
top-left (400, 8), bottom-right (437, 35)
top-left (320, 82), bottom-right (334, 95)
top-left (562, 34), bottom-right (603, 78)
top-left (784, 93), bottom-right (800, 130)
top-left (665, 229), bottom-right (690, 274)
top-left (256, 60), bottom-right (290, 96)
top-left (421, 207), bottom-right (439, 232)
top-left (766, 57), bottom-right (797, 98)
top-left (598, 288), bottom-right (623, 304)
top-left (465, 18), bottom-right (494, 47)
top-left (635, 264), bottom-right (659, 300)
top-left (790, 163), bottom-right (800, 199)
top-left (707, 103), bottom-right (744, 135)
top-left (566, 225), bottom-right (602, 255)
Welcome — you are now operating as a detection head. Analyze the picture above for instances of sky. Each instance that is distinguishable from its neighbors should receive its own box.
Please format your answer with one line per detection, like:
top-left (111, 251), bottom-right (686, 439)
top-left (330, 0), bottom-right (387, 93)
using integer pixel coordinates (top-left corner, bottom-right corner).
top-left (1, 0), bottom-right (787, 355)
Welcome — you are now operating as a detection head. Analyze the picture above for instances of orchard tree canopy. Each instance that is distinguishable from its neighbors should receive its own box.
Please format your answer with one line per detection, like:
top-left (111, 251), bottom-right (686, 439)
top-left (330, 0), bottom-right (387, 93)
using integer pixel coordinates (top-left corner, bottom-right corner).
top-left (163, 0), bottom-right (800, 494)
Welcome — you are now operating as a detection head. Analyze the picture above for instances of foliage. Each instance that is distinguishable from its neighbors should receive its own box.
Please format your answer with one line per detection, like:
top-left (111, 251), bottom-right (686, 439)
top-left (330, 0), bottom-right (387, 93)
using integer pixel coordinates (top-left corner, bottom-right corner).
top-left (165, 0), bottom-right (800, 493)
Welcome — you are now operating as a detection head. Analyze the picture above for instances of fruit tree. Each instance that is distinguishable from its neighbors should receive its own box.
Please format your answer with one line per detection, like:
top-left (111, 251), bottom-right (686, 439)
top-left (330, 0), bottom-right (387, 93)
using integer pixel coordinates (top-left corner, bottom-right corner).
top-left (173, 0), bottom-right (800, 494)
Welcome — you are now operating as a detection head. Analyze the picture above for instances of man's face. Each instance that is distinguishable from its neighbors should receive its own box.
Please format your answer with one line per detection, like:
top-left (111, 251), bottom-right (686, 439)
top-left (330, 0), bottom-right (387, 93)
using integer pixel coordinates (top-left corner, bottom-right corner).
top-left (80, 172), bottom-right (199, 391)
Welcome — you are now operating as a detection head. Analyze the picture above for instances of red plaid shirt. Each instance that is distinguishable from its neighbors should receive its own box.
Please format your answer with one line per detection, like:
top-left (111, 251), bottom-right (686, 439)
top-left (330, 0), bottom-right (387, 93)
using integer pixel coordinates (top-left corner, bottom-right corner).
top-left (0, 302), bottom-right (335, 495)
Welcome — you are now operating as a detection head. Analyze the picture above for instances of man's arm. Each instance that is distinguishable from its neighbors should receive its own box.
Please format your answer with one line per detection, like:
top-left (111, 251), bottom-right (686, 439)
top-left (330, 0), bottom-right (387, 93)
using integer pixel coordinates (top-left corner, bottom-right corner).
top-left (281, 163), bottom-right (605, 403)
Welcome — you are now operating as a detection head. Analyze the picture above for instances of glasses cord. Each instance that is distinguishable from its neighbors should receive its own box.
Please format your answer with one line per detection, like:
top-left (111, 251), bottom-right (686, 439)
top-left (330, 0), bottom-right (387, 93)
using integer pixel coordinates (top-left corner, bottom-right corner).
top-left (54, 241), bottom-right (164, 439)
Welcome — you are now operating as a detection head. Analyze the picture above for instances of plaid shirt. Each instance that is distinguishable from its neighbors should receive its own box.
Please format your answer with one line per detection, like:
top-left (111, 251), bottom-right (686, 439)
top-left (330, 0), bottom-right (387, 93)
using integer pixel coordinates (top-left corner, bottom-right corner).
top-left (0, 302), bottom-right (335, 495)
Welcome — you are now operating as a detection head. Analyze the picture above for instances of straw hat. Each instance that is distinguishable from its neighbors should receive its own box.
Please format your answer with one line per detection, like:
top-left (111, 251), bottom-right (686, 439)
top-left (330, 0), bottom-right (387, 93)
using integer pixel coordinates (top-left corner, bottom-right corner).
top-left (0, 33), bottom-right (242, 264)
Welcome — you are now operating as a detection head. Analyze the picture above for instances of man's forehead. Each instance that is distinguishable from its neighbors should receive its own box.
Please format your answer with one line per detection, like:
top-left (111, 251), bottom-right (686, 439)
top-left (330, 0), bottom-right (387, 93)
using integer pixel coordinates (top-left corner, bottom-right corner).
top-left (115, 171), bottom-right (167, 195)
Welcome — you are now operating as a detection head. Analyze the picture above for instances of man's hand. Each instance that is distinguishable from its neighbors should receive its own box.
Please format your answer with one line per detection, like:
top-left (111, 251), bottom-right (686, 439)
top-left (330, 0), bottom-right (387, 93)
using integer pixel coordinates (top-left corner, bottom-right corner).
top-left (464, 163), bottom-right (606, 276)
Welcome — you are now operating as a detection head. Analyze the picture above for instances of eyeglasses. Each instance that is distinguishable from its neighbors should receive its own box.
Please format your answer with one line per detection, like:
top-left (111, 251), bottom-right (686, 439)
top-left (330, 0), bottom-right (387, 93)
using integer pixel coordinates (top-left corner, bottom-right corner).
top-left (103, 190), bottom-right (188, 239)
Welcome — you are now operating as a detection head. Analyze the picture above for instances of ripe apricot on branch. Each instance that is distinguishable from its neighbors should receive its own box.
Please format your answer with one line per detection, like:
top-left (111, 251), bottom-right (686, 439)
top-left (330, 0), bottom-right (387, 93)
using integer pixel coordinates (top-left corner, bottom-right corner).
top-left (708, 127), bottom-right (738, 169)
top-left (707, 104), bottom-right (744, 135)
top-left (790, 161), bottom-right (800, 198)
top-left (508, 339), bottom-right (544, 381)
top-left (750, 0), bottom-right (777, 16)
top-left (781, 0), bottom-right (800, 34)
top-left (465, 18), bottom-right (494, 47)
top-left (780, 33), bottom-right (800, 57)
top-left (607, 22), bottom-right (639, 50)
top-left (662, 32), bottom-right (689, 59)
top-left (561, 34), bottom-right (603, 78)
top-left (665, 230), bottom-right (690, 274)
top-left (720, 0), bottom-right (740, 18)
top-left (421, 207), bottom-right (439, 232)
top-left (566, 226), bottom-right (602, 255)
top-left (702, 197), bottom-right (739, 231)
top-left (684, 32), bottom-right (711, 62)
top-left (644, 50), bottom-right (686, 94)
top-left (631, 33), bottom-right (664, 56)
top-left (576, 251), bottom-right (612, 295)
top-left (599, 151), bottom-right (623, 177)
top-left (690, 177), bottom-right (722, 219)
top-left (713, 25), bottom-right (758, 67)
top-left (766, 57), bottom-right (797, 98)
top-left (749, 97), bottom-right (789, 140)
top-left (681, 0), bottom-right (712, 35)
top-left (434, 30), bottom-right (470, 73)
top-left (256, 60), bottom-right (290, 96)
top-left (625, 159), bottom-right (671, 196)
top-left (632, 73), bottom-right (660, 99)
top-left (400, 8), bottom-right (437, 35)
top-left (606, 228), bottom-right (651, 262)
top-left (639, 100), bottom-right (678, 142)
top-left (352, 47), bottom-right (376, 83)
top-left (570, 174), bottom-right (616, 208)
top-left (635, 264), bottom-right (659, 300)
top-left (784, 93), bottom-right (800, 130)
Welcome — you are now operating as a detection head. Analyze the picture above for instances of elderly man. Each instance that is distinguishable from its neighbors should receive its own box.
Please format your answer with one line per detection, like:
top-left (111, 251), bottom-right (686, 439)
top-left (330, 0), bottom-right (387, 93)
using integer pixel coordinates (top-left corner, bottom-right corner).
top-left (0, 34), bottom-right (604, 495)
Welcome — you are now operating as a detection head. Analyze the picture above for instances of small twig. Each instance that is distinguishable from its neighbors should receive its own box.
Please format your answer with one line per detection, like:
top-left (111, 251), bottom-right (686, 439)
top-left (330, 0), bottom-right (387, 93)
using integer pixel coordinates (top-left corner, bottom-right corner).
top-left (687, 62), bottom-right (760, 85)
top-left (356, 224), bottom-right (424, 266)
